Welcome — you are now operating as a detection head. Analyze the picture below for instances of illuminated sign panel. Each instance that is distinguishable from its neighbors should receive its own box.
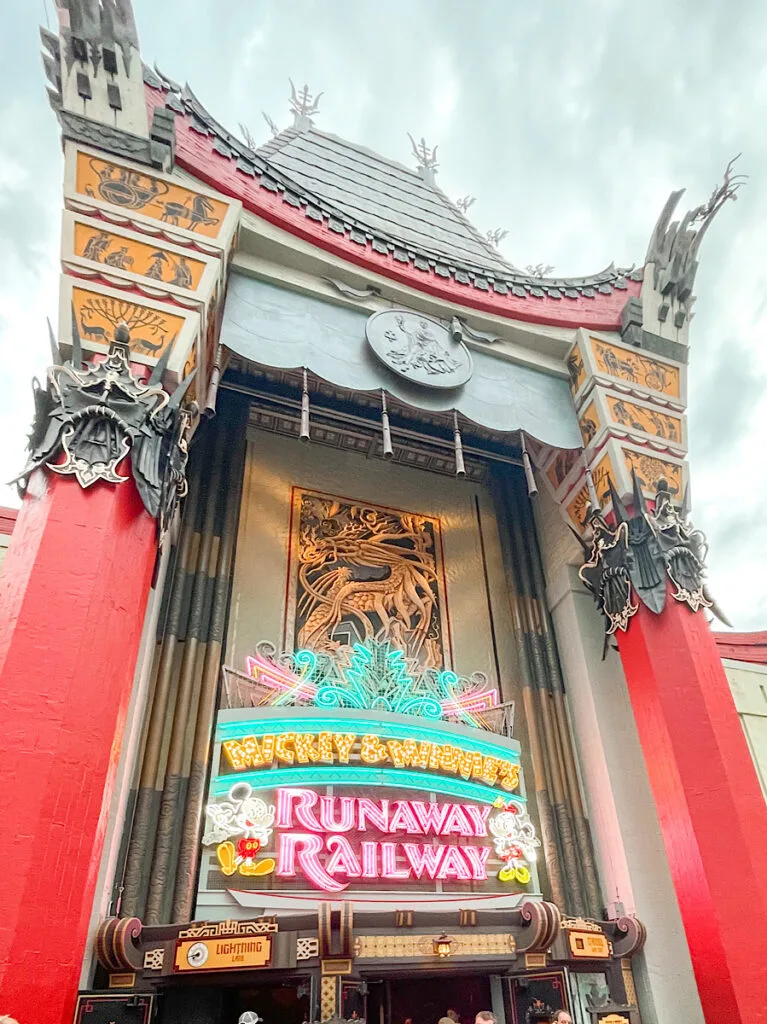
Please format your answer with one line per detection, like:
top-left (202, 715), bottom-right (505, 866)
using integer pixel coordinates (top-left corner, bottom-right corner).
top-left (202, 708), bottom-right (539, 899)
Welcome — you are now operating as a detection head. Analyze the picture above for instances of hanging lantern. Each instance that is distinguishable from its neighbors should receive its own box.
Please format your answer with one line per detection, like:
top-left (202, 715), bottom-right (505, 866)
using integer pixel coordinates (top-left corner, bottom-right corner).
top-left (433, 933), bottom-right (452, 958)
top-left (453, 411), bottom-right (466, 478)
top-left (300, 368), bottom-right (310, 442)
top-left (381, 390), bottom-right (393, 458)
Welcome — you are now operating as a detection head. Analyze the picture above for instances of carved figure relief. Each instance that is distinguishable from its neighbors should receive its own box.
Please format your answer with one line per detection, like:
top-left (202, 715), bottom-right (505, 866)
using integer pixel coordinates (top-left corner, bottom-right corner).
top-left (590, 339), bottom-right (680, 398)
top-left (73, 286), bottom-right (183, 359)
top-left (607, 397), bottom-right (681, 444)
top-left (366, 310), bottom-right (472, 389)
top-left (76, 154), bottom-right (226, 238)
top-left (74, 223), bottom-right (206, 290)
top-left (288, 490), bottom-right (449, 671)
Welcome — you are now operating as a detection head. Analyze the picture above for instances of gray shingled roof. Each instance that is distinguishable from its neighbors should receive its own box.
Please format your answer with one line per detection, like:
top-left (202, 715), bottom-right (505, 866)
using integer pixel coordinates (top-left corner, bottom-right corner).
top-left (257, 127), bottom-right (516, 275)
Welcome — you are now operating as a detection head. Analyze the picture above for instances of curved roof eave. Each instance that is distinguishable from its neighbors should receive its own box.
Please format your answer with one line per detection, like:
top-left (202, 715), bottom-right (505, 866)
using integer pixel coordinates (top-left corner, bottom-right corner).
top-left (144, 69), bottom-right (642, 331)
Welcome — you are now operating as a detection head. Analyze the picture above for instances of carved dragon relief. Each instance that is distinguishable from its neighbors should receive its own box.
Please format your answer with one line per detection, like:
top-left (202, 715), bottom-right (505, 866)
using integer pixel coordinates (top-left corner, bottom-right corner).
top-left (293, 493), bottom-right (446, 671)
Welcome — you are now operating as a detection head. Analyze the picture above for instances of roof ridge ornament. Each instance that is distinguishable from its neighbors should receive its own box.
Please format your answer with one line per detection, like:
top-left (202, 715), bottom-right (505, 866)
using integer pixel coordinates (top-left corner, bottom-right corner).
top-left (525, 263), bottom-right (555, 279)
top-left (289, 79), bottom-right (322, 131)
top-left (486, 228), bottom-right (509, 247)
top-left (645, 154), bottom-right (746, 326)
top-left (408, 134), bottom-right (439, 186)
top-left (455, 195), bottom-right (476, 214)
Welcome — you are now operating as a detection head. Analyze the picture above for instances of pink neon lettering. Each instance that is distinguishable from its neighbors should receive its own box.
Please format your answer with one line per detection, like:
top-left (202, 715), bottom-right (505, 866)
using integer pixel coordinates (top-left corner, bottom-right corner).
top-left (361, 841), bottom-right (379, 878)
top-left (319, 795), bottom-right (356, 832)
top-left (388, 801), bottom-right (422, 834)
top-left (402, 843), bottom-right (444, 880)
top-left (462, 846), bottom-right (491, 880)
top-left (275, 788), bottom-right (321, 831)
top-left (325, 835), bottom-right (363, 877)
top-left (409, 801), bottom-right (450, 835)
top-left (357, 797), bottom-right (390, 832)
top-left (276, 833), bottom-right (346, 893)
top-left (381, 842), bottom-right (410, 879)
top-left (440, 804), bottom-right (474, 837)
top-left (463, 804), bottom-right (491, 837)
top-left (437, 845), bottom-right (473, 881)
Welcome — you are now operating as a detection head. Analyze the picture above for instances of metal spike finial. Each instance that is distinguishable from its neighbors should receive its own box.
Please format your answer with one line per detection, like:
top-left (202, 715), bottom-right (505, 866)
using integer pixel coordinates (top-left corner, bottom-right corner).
top-left (239, 122), bottom-right (258, 150)
top-left (455, 195), bottom-right (476, 214)
top-left (407, 133), bottom-right (439, 185)
top-left (47, 318), bottom-right (61, 365)
top-left (261, 111), bottom-right (280, 138)
top-left (486, 228), bottom-right (509, 247)
top-left (289, 79), bottom-right (322, 130)
top-left (70, 302), bottom-right (82, 369)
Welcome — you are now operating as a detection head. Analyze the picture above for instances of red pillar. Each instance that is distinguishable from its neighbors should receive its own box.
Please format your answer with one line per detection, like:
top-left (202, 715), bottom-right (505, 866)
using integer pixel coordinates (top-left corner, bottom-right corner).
top-left (0, 469), bottom-right (156, 1024)
top-left (617, 598), bottom-right (767, 1024)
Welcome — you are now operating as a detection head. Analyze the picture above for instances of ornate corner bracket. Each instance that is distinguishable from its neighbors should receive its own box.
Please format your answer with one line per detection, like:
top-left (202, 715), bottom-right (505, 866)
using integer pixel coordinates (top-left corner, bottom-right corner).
top-left (575, 473), bottom-right (729, 643)
top-left (14, 318), bottom-right (197, 539)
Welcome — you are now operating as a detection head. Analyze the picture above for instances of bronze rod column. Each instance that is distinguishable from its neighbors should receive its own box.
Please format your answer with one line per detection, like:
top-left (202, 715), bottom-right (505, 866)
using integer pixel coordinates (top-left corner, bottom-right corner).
top-left (144, 422), bottom-right (227, 924)
top-left (171, 401), bottom-right (247, 921)
top-left (119, 458), bottom-right (205, 918)
top-left (495, 467), bottom-right (567, 909)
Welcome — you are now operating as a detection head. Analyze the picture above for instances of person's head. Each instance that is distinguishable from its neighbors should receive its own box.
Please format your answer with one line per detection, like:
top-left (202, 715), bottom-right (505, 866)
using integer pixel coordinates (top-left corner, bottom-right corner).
top-left (527, 1014), bottom-right (551, 1024)
top-left (552, 1013), bottom-right (572, 1024)
top-left (447, 1012), bottom-right (459, 1022)
top-left (475, 1013), bottom-right (496, 1024)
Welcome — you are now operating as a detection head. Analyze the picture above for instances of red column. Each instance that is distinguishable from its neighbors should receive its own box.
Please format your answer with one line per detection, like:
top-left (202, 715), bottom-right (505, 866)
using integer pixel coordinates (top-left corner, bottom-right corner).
top-left (0, 469), bottom-right (156, 1024)
top-left (617, 598), bottom-right (767, 1024)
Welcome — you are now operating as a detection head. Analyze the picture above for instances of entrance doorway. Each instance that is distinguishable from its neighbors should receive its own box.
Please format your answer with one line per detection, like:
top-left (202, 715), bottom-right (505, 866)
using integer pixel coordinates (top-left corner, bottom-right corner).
top-left (376, 974), bottom-right (491, 1024)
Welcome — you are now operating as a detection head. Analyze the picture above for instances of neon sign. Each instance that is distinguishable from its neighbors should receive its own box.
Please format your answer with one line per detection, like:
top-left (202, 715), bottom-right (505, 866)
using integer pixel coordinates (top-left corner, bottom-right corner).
top-left (204, 708), bottom-right (538, 895)
top-left (243, 639), bottom-right (499, 728)
top-left (221, 731), bottom-right (519, 793)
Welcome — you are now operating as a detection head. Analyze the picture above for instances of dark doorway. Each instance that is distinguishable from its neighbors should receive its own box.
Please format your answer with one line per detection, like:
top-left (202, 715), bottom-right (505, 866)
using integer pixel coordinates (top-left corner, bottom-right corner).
top-left (222, 981), bottom-right (310, 1024)
top-left (388, 974), bottom-right (492, 1024)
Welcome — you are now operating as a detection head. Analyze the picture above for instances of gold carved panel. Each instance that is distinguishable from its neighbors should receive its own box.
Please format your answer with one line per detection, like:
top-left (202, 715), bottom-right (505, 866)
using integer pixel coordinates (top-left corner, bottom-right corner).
top-left (590, 338), bottom-right (680, 398)
top-left (606, 396), bottom-right (682, 444)
top-left (546, 448), bottom-right (581, 492)
top-left (353, 933), bottom-right (515, 959)
top-left (75, 153), bottom-right (228, 238)
top-left (287, 489), bottom-right (450, 670)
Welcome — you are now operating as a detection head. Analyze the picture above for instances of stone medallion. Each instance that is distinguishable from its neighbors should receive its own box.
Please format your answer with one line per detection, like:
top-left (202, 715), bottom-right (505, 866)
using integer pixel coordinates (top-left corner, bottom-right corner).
top-left (366, 310), bottom-right (473, 389)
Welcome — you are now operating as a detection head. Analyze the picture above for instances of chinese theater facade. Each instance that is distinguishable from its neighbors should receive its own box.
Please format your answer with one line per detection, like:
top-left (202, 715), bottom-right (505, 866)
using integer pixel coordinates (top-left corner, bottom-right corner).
top-left (3, 5), bottom-right (767, 1024)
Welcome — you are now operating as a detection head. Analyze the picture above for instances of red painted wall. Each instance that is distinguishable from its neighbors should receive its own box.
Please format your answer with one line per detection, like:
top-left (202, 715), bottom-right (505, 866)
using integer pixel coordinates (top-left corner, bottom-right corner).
top-left (0, 471), bottom-right (156, 1024)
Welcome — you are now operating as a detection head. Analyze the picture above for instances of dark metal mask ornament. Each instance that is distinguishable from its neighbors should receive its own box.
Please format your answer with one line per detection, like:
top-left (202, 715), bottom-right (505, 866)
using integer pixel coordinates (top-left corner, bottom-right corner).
top-left (15, 316), bottom-right (197, 538)
top-left (575, 473), bottom-right (729, 644)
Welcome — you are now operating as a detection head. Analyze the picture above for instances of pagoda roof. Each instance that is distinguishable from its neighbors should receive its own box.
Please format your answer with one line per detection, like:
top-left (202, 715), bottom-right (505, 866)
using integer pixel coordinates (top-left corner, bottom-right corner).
top-left (145, 68), bottom-right (642, 330)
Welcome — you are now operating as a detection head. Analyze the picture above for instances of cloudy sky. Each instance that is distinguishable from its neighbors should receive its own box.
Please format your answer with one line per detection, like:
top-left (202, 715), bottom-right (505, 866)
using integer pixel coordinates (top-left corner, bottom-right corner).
top-left (1, 1), bottom-right (766, 629)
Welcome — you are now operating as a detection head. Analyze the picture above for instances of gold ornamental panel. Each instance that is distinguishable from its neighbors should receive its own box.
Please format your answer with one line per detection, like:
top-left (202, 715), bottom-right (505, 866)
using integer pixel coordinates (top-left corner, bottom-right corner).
top-left (287, 489), bottom-right (450, 670)
top-left (354, 933), bottom-right (515, 959)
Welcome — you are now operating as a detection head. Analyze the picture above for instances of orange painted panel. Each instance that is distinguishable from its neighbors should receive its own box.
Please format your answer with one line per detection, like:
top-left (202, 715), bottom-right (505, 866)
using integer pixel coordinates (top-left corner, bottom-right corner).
top-left (590, 337), bottom-right (680, 398)
top-left (578, 401), bottom-right (599, 446)
top-left (72, 285), bottom-right (185, 360)
top-left (607, 396), bottom-right (682, 445)
top-left (74, 222), bottom-right (206, 290)
top-left (567, 452), bottom-right (614, 529)
top-left (76, 152), bottom-right (228, 239)
top-left (546, 448), bottom-right (580, 491)
top-left (621, 449), bottom-right (683, 498)
top-left (567, 341), bottom-right (587, 395)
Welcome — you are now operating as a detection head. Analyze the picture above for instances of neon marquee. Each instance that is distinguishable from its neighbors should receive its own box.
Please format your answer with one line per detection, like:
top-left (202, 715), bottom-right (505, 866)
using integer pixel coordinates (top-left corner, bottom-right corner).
top-left (221, 730), bottom-right (519, 793)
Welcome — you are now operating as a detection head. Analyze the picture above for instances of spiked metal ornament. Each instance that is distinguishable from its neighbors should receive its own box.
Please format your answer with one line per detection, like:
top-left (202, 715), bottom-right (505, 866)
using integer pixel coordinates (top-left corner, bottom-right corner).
top-left (15, 318), bottom-right (197, 538)
top-left (576, 473), bottom-right (727, 641)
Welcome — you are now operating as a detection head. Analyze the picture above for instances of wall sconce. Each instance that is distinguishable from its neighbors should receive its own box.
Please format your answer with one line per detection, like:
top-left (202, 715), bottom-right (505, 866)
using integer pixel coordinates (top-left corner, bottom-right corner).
top-left (433, 934), bottom-right (452, 958)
